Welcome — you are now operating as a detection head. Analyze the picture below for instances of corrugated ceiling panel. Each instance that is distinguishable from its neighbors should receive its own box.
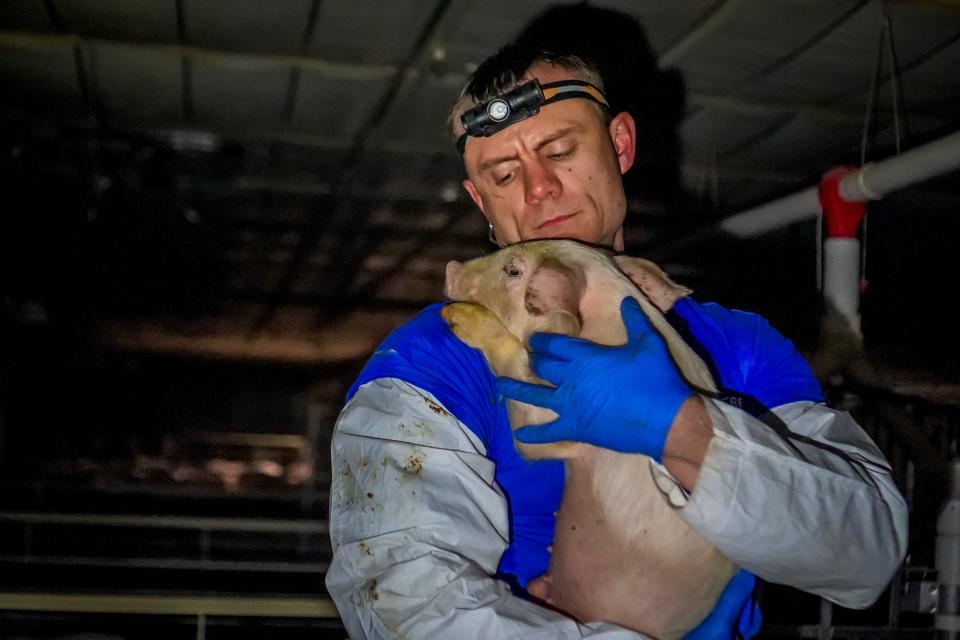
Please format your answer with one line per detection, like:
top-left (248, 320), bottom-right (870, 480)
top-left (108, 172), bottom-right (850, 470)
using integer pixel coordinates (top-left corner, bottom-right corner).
top-left (183, 0), bottom-right (312, 53)
top-left (378, 74), bottom-right (461, 150)
top-left (54, 0), bottom-right (178, 43)
top-left (309, 0), bottom-right (438, 64)
top-left (682, 108), bottom-right (788, 161)
top-left (680, 164), bottom-right (807, 201)
top-left (674, 0), bottom-right (869, 95)
top-left (191, 60), bottom-right (288, 128)
top-left (594, 0), bottom-right (720, 55)
top-left (441, 0), bottom-right (718, 69)
top-left (708, 175), bottom-right (798, 213)
top-left (0, 0), bottom-right (54, 31)
top-left (0, 45), bottom-right (86, 116)
top-left (444, 0), bottom-right (562, 70)
top-left (92, 43), bottom-right (182, 124)
top-left (737, 7), bottom-right (887, 105)
top-left (724, 115), bottom-right (862, 173)
top-left (183, 0), bottom-right (310, 53)
top-left (292, 71), bottom-right (388, 140)
top-left (357, 150), bottom-right (464, 202)
top-left (855, 37), bottom-right (960, 113)
top-left (831, 10), bottom-right (960, 114)
top-left (739, 4), bottom-right (960, 107)
top-left (884, 5), bottom-right (960, 60)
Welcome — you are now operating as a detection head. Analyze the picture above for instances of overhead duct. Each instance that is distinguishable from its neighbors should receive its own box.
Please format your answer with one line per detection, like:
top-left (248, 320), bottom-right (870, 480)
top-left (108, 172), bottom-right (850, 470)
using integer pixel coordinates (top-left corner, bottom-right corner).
top-left (721, 129), bottom-right (960, 238)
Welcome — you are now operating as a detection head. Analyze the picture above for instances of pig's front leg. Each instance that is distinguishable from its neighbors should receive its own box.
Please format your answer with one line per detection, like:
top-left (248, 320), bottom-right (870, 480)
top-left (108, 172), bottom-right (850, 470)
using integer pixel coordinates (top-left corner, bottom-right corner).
top-left (441, 302), bottom-right (582, 461)
top-left (441, 302), bottom-right (530, 378)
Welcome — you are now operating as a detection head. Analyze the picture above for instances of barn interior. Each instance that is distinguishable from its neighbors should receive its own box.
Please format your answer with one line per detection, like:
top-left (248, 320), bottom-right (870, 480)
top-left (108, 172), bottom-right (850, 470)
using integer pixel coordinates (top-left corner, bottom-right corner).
top-left (1, 1), bottom-right (959, 638)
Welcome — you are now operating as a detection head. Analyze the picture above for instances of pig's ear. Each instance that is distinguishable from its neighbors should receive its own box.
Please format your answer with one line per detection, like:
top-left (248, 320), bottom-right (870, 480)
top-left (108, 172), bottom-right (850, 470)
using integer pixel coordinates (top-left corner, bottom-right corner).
top-left (614, 255), bottom-right (692, 312)
top-left (444, 260), bottom-right (464, 299)
top-left (524, 261), bottom-right (584, 337)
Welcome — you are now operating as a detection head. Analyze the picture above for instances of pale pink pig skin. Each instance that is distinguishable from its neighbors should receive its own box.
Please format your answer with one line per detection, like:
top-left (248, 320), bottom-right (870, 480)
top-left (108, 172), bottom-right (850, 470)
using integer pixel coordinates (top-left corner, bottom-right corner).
top-left (443, 240), bottom-right (733, 640)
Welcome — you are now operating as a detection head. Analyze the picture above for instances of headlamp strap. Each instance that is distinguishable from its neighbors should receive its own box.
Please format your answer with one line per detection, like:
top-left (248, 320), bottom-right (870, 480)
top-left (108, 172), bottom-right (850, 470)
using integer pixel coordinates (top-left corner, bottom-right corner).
top-left (457, 79), bottom-right (610, 155)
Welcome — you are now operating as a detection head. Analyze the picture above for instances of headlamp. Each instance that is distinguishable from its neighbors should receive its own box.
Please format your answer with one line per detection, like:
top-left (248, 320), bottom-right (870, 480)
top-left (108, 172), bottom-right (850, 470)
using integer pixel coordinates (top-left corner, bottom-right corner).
top-left (456, 79), bottom-right (610, 155)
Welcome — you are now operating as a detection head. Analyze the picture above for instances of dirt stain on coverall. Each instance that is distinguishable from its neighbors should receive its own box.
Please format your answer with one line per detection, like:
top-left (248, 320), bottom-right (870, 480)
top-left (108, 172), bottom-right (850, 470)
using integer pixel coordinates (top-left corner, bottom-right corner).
top-left (404, 452), bottom-right (424, 475)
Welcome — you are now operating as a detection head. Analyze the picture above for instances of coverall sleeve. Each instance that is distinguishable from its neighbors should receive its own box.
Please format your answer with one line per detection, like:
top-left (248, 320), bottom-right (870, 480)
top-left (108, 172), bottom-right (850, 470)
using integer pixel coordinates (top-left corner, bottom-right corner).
top-left (654, 399), bottom-right (908, 610)
top-left (325, 377), bottom-right (645, 640)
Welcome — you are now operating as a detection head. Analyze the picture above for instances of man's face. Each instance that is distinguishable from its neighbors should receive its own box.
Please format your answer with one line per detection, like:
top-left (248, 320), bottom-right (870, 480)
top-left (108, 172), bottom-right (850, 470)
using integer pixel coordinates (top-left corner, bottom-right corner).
top-left (459, 64), bottom-right (636, 251)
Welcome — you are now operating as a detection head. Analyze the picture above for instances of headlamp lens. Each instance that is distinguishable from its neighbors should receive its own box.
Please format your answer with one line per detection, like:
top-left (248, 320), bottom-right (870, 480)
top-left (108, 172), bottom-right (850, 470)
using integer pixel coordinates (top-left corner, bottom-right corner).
top-left (456, 79), bottom-right (609, 155)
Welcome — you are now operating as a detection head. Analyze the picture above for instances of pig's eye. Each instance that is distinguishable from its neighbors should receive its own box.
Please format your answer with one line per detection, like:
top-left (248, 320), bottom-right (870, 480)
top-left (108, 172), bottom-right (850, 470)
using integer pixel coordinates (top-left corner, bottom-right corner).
top-left (503, 263), bottom-right (522, 278)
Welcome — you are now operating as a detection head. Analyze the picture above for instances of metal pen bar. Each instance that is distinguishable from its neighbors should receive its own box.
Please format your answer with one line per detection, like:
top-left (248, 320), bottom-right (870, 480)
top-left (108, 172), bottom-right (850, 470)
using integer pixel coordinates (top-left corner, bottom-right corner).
top-left (0, 554), bottom-right (329, 573)
top-left (0, 511), bottom-right (327, 534)
top-left (0, 592), bottom-right (338, 618)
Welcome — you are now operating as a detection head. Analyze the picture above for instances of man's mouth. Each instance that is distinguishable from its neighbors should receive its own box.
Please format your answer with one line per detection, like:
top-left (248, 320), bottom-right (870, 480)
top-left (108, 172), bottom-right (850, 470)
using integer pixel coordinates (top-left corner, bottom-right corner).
top-left (536, 212), bottom-right (579, 229)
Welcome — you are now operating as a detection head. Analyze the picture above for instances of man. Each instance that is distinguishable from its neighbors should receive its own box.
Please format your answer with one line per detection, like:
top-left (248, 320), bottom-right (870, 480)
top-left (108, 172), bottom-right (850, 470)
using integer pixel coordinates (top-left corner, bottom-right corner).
top-left (325, 45), bottom-right (908, 639)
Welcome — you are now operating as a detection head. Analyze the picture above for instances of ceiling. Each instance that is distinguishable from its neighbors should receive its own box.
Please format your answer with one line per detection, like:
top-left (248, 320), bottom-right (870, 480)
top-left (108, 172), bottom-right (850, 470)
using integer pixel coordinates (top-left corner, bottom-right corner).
top-left (1, 0), bottom-right (959, 375)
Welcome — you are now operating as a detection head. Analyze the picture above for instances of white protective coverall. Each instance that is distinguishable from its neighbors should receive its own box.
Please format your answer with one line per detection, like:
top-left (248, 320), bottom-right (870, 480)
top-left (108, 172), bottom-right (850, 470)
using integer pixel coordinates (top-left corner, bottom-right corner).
top-left (325, 301), bottom-right (909, 639)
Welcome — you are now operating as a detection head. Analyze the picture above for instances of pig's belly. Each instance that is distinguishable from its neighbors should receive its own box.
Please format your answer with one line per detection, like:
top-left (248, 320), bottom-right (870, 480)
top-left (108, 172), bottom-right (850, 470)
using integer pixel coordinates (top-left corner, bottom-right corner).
top-left (546, 449), bottom-right (736, 640)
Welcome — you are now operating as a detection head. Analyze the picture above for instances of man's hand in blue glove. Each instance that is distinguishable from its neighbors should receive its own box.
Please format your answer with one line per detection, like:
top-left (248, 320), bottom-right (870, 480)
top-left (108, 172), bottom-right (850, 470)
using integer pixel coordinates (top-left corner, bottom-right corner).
top-left (685, 570), bottom-right (761, 640)
top-left (497, 297), bottom-right (694, 463)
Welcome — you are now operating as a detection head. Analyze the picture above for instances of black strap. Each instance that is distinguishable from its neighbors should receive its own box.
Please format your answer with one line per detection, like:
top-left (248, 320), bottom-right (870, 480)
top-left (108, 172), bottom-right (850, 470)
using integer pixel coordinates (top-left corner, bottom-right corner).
top-left (663, 308), bottom-right (891, 482)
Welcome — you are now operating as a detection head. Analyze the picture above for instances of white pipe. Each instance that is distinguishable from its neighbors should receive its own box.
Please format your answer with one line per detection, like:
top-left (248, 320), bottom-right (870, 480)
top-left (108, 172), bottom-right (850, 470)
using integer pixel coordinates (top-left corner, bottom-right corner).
top-left (823, 238), bottom-right (862, 334)
top-left (937, 460), bottom-right (960, 635)
top-left (721, 129), bottom-right (960, 238)
top-left (840, 129), bottom-right (960, 200)
top-left (720, 187), bottom-right (819, 237)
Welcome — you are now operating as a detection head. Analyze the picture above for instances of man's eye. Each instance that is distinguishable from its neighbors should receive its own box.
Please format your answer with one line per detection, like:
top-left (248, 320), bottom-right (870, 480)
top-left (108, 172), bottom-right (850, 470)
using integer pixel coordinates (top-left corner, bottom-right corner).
top-left (548, 145), bottom-right (575, 160)
top-left (494, 171), bottom-right (515, 186)
top-left (503, 264), bottom-right (522, 278)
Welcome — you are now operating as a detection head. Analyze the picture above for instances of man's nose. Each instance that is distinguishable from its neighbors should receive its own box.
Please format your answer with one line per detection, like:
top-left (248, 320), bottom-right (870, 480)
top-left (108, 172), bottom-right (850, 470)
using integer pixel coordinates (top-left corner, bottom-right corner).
top-left (524, 161), bottom-right (562, 204)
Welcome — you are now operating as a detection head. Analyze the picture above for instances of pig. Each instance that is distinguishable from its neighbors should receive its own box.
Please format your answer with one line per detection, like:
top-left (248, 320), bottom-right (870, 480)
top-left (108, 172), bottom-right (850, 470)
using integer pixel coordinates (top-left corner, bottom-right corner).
top-left (441, 239), bottom-right (736, 640)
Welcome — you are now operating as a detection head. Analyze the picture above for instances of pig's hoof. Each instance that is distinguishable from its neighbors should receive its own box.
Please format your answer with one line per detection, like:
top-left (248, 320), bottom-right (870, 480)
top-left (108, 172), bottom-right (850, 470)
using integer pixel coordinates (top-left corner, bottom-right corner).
top-left (441, 302), bottom-right (509, 349)
top-left (443, 302), bottom-right (528, 378)
top-left (527, 574), bottom-right (554, 604)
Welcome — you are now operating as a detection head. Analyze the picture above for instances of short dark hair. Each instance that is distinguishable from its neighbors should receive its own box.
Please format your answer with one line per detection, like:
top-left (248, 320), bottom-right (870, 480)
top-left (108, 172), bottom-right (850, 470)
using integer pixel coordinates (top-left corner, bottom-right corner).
top-left (513, 4), bottom-right (687, 215)
top-left (446, 43), bottom-right (604, 143)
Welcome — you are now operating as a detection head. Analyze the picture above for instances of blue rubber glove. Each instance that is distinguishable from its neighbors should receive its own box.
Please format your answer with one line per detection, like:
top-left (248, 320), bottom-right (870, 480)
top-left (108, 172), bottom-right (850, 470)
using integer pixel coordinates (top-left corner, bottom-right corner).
top-left (684, 570), bottom-right (761, 640)
top-left (497, 297), bottom-right (694, 462)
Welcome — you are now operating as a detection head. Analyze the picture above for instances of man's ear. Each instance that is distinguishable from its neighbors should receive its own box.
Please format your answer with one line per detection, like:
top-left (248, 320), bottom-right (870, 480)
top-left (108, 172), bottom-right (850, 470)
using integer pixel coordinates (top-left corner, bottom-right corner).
top-left (609, 111), bottom-right (637, 175)
top-left (462, 178), bottom-right (486, 214)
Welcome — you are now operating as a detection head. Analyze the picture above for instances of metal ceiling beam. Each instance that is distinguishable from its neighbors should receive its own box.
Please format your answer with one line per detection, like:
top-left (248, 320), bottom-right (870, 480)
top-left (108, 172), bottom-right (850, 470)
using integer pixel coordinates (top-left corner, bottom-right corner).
top-left (718, 25), bottom-right (960, 165)
top-left (282, 0), bottom-right (322, 123)
top-left (685, 94), bottom-right (948, 127)
top-left (658, 0), bottom-right (750, 67)
top-left (888, 0), bottom-right (960, 8)
top-left (5, 86), bottom-right (944, 156)
top-left (724, 1), bottom-right (871, 99)
top-left (3, 105), bottom-right (949, 213)
top-left (0, 30), bottom-right (397, 79)
top-left (680, 1), bottom-right (869, 165)
top-left (174, 0), bottom-right (193, 121)
top-left (254, 0), bottom-right (470, 333)
top-left (11, 29), bottom-right (952, 138)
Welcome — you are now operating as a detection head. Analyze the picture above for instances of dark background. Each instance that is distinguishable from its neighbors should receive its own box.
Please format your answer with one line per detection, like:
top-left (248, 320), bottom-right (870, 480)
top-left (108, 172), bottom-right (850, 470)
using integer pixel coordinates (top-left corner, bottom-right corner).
top-left (1, 1), bottom-right (959, 637)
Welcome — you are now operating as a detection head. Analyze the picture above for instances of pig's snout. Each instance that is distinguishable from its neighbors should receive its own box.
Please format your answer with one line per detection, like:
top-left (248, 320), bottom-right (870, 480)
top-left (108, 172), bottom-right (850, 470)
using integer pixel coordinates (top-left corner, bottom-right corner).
top-left (444, 260), bottom-right (465, 299)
